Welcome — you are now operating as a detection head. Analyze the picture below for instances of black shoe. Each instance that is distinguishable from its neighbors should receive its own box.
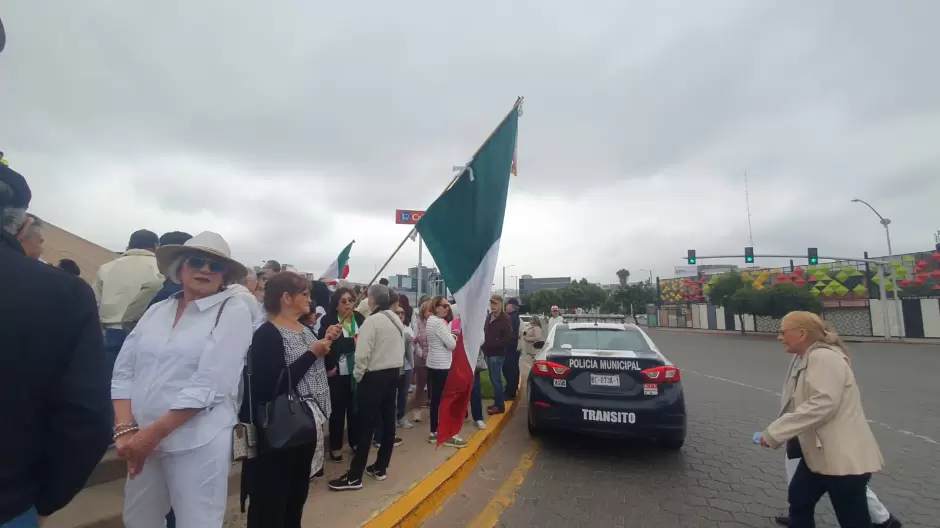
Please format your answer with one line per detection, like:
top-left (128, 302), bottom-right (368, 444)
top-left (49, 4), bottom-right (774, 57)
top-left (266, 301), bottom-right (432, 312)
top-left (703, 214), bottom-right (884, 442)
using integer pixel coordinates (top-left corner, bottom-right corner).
top-left (328, 473), bottom-right (363, 491)
top-left (329, 451), bottom-right (343, 463)
top-left (875, 515), bottom-right (902, 528)
top-left (506, 393), bottom-right (516, 400)
top-left (366, 465), bottom-right (388, 481)
top-left (773, 515), bottom-right (788, 526)
top-left (393, 436), bottom-right (403, 447)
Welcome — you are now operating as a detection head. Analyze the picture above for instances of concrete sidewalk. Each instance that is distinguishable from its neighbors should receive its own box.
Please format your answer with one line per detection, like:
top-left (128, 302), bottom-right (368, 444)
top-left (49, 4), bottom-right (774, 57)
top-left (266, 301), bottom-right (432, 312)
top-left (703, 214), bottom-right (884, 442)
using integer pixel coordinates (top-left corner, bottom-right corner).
top-left (45, 397), bottom-right (517, 528)
top-left (645, 325), bottom-right (940, 345)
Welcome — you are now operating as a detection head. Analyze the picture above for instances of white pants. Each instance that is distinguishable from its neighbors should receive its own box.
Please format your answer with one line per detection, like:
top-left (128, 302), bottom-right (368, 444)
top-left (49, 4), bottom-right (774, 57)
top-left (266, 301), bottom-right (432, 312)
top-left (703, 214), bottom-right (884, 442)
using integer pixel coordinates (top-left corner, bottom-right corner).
top-left (123, 429), bottom-right (233, 528)
top-left (784, 455), bottom-right (889, 524)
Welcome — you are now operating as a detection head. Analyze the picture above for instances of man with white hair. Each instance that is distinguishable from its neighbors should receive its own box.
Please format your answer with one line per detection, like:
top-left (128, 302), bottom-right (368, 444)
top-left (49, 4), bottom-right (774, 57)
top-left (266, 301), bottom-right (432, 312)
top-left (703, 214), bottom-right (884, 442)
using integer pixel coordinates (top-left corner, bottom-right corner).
top-left (0, 164), bottom-right (112, 527)
top-left (17, 213), bottom-right (44, 261)
top-left (330, 284), bottom-right (405, 491)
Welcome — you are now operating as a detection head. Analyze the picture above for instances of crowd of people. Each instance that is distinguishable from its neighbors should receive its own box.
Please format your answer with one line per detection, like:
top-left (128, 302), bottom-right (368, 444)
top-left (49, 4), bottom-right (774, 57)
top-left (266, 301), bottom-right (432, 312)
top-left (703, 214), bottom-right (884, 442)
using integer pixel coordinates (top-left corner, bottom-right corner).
top-left (0, 163), bottom-right (531, 528)
top-left (1, 159), bottom-right (902, 528)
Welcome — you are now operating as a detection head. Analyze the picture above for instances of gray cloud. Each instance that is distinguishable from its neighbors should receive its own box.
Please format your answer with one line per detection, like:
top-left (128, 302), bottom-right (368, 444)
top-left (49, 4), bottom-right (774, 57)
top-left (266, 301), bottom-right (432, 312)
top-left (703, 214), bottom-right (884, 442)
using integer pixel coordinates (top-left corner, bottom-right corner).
top-left (1, 0), bottom-right (938, 283)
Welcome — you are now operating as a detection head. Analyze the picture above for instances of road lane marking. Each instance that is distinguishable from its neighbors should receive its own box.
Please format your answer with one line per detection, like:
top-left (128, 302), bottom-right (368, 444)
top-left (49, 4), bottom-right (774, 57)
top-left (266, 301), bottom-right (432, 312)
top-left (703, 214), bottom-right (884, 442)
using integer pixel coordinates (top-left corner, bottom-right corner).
top-left (467, 442), bottom-right (538, 528)
top-left (685, 369), bottom-right (781, 396)
top-left (685, 369), bottom-right (940, 447)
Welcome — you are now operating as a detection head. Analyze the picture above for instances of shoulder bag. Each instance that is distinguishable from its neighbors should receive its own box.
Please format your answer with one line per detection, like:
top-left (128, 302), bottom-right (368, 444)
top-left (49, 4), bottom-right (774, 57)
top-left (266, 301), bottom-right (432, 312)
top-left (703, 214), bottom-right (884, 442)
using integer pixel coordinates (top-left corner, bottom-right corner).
top-left (208, 297), bottom-right (258, 462)
top-left (256, 349), bottom-right (319, 451)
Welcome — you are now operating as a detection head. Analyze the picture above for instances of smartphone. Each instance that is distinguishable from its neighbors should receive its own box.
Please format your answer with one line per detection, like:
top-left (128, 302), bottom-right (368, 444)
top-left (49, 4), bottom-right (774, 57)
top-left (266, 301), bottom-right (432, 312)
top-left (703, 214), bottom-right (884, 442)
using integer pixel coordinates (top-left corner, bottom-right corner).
top-left (451, 317), bottom-right (462, 334)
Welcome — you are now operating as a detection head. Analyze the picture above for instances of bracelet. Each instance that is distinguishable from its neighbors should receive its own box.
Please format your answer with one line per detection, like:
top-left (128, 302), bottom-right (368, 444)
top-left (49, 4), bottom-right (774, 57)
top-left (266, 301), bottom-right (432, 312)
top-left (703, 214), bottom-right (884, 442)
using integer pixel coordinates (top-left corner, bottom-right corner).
top-left (112, 426), bottom-right (139, 441)
top-left (113, 422), bottom-right (137, 432)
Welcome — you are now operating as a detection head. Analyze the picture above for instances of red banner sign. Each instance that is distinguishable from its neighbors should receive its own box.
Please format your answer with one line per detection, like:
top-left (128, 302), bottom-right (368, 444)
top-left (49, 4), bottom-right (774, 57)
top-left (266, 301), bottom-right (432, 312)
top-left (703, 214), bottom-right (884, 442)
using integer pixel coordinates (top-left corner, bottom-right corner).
top-left (395, 209), bottom-right (425, 225)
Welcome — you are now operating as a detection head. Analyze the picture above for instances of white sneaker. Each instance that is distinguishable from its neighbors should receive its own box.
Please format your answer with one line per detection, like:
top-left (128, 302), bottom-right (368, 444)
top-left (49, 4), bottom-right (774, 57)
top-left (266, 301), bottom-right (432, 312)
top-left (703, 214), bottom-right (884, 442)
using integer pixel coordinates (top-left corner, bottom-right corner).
top-left (412, 410), bottom-right (422, 422)
top-left (428, 432), bottom-right (437, 444)
top-left (397, 418), bottom-right (414, 429)
top-left (475, 420), bottom-right (486, 430)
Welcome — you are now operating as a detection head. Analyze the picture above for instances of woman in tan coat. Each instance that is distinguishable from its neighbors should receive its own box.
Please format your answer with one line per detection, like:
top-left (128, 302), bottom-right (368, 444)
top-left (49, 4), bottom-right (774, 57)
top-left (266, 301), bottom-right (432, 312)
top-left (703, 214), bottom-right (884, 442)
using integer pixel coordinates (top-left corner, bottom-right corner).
top-left (758, 311), bottom-right (884, 528)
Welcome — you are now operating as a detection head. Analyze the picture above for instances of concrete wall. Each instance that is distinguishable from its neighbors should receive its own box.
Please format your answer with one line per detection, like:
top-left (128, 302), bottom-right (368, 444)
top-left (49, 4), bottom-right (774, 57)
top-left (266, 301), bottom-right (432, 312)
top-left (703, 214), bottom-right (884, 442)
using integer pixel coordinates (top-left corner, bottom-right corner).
top-left (869, 299), bottom-right (903, 338)
top-left (922, 298), bottom-right (940, 338)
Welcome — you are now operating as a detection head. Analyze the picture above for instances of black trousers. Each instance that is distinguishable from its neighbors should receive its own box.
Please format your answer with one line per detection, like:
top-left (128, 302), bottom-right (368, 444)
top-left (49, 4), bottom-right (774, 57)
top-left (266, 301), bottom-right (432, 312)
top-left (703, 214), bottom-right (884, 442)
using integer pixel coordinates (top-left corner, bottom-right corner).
top-left (788, 458), bottom-right (872, 528)
top-left (428, 368), bottom-right (449, 434)
top-left (244, 442), bottom-right (315, 528)
top-left (503, 347), bottom-right (520, 397)
top-left (328, 374), bottom-right (358, 451)
top-left (349, 368), bottom-right (400, 480)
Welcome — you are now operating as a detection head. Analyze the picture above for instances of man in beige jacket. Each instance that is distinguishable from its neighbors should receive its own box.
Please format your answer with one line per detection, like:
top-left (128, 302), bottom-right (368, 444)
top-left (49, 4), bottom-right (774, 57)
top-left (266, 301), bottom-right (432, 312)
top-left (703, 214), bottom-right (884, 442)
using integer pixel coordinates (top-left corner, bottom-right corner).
top-left (93, 229), bottom-right (162, 366)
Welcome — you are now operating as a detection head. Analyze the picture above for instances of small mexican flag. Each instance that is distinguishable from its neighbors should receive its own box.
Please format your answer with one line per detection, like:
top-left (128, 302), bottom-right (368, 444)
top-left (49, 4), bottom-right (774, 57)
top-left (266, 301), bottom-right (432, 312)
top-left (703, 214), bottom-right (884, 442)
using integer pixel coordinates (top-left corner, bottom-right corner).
top-left (320, 240), bottom-right (354, 285)
top-left (417, 101), bottom-right (520, 446)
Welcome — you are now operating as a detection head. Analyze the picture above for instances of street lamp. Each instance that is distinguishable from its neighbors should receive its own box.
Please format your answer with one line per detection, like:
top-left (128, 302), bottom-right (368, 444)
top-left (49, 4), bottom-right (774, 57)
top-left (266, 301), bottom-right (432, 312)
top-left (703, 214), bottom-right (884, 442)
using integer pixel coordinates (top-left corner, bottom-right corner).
top-left (851, 198), bottom-right (905, 338)
top-left (502, 264), bottom-right (515, 295)
top-left (639, 268), bottom-right (653, 284)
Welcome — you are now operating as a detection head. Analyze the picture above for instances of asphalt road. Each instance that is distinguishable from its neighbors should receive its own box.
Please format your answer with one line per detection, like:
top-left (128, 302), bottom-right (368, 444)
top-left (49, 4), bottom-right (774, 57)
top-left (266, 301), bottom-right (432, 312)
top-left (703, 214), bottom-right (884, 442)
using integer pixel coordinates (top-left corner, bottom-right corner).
top-left (426, 331), bottom-right (940, 528)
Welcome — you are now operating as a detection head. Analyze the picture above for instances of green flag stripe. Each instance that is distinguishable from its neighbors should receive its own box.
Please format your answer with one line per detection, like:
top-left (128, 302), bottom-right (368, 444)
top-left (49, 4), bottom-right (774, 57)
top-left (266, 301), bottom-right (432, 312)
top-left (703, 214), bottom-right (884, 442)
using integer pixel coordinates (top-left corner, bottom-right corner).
top-left (337, 241), bottom-right (353, 270)
top-left (416, 109), bottom-right (519, 291)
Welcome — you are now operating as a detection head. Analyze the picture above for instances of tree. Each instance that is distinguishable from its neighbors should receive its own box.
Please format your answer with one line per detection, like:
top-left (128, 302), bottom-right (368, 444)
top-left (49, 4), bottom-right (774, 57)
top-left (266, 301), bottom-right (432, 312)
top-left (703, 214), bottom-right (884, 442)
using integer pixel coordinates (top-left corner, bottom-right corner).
top-left (616, 269), bottom-right (630, 288)
top-left (708, 273), bottom-right (751, 334)
top-left (605, 282), bottom-right (657, 322)
top-left (707, 272), bottom-right (745, 309)
top-left (760, 283), bottom-right (823, 319)
top-left (727, 287), bottom-right (765, 334)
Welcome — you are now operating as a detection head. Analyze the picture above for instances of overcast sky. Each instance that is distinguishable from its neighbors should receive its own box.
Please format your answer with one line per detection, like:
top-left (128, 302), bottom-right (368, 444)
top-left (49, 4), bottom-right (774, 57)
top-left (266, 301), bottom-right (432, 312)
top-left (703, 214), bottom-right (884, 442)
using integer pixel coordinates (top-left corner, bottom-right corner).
top-left (2, 1), bottom-right (938, 286)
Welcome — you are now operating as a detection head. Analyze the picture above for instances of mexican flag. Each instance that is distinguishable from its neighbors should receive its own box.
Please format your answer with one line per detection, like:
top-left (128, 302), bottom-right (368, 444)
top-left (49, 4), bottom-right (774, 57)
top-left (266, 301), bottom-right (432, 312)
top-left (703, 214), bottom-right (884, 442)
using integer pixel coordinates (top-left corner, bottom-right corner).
top-left (320, 240), bottom-right (354, 285)
top-left (416, 101), bottom-right (520, 446)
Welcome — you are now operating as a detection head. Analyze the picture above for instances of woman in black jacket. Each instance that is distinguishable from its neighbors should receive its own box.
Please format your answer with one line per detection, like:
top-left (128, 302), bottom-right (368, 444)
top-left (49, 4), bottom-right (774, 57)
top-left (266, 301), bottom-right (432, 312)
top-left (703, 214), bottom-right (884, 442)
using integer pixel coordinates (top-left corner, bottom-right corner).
top-left (239, 272), bottom-right (340, 528)
top-left (317, 286), bottom-right (366, 462)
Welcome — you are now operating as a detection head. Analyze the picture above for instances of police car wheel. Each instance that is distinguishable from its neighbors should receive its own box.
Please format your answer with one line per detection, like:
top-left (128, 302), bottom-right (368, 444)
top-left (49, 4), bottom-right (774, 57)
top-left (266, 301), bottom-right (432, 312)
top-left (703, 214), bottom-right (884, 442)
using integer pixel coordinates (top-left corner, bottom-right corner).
top-left (526, 409), bottom-right (542, 437)
top-left (659, 434), bottom-right (685, 451)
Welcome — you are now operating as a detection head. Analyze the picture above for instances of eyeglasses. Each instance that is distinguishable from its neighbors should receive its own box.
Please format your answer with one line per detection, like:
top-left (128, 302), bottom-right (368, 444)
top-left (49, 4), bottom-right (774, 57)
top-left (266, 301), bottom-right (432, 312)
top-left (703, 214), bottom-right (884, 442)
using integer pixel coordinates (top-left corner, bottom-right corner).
top-left (395, 310), bottom-right (405, 316)
top-left (186, 255), bottom-right (227, 274)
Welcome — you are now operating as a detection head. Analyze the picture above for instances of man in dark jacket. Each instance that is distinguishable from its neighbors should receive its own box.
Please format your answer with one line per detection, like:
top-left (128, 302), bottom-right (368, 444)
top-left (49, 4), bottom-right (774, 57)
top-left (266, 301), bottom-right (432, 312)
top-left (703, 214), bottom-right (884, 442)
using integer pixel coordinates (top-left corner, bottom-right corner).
top-left (0, 164), bottom-right (112, 526)
top-left (482, 294), bottom-right (514, 415)
top-left (503, 298), bottom-right (522, 400)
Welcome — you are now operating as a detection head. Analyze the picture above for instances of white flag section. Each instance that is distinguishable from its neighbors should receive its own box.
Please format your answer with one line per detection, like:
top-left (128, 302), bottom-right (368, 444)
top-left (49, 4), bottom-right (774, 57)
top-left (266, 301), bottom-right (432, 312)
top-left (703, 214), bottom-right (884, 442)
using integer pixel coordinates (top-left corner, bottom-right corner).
top-left (451, 240), bottom-right (501, 370)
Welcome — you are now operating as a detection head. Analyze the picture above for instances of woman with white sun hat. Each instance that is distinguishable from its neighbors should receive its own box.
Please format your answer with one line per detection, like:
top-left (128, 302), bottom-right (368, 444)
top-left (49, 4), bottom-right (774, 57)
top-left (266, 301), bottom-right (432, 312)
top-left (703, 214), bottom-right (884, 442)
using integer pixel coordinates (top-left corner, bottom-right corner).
top-left (111, 231), bottom-right (255, 527)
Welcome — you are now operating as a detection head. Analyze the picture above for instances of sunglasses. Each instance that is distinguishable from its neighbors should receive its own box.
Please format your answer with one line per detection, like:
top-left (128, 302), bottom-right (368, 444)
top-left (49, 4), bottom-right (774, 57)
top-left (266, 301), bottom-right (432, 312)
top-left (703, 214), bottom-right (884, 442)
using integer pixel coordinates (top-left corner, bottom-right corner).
top-left (186, 255), bottom-right (227, 274)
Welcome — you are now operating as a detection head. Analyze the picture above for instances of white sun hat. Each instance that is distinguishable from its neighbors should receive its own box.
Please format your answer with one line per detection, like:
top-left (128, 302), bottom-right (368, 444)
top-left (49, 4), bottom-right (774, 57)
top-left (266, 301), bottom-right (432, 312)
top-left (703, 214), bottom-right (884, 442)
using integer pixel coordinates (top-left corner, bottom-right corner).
top-left (156, 231), bottom-right (248, 284)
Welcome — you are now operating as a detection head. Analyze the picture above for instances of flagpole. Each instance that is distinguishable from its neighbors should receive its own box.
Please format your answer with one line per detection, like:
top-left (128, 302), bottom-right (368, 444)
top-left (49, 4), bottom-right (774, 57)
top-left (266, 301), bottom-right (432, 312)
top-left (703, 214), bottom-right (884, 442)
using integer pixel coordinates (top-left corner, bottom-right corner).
top-left (354, 97), bottom-right (524, 304)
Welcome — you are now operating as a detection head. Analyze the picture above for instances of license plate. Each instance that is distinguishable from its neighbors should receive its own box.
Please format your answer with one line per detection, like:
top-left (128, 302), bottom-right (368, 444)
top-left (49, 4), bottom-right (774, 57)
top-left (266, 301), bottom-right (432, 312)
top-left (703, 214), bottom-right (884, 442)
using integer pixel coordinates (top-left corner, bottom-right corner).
top-left (553, 378), bottom-right (567, 388)
top-left (590, 374), bottom-right (620, 387)
top-left (643, 383), bottom-right (658, 395)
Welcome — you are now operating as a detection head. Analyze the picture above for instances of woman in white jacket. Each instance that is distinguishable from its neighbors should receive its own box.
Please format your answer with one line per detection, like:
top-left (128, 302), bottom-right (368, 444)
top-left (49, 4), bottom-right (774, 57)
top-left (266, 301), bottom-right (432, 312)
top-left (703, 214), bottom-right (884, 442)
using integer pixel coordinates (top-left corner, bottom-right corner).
top-left (424, 296), bottom-right (466, 448)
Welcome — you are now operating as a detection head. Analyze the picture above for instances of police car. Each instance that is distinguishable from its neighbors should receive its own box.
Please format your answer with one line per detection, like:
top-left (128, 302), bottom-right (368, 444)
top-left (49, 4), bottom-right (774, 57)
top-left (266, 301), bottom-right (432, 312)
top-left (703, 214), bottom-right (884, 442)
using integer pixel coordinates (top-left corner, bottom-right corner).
top-left (526, 321), bottom-right (686, 449)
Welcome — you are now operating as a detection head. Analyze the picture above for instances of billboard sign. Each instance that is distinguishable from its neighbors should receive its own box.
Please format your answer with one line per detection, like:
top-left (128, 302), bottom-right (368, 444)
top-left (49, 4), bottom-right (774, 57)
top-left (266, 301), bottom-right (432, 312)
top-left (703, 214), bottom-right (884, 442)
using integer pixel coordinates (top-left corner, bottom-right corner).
top-left (396, 209), bottom-right (425, 225)
top-left (673, 265), bottom-right (698, 278)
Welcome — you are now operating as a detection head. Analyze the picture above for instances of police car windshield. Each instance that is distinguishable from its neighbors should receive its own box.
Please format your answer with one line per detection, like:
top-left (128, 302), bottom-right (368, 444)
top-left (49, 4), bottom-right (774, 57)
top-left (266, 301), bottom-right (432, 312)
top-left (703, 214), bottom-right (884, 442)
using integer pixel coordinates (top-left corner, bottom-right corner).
top-left (552, 328), bottom-right (650, 351)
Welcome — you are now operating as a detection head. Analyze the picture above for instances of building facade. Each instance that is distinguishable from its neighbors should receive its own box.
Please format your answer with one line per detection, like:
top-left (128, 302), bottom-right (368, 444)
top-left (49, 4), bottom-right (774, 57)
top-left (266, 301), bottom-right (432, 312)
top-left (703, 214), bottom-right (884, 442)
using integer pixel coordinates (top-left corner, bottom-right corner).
top-left (518, 275), bottom-right (572, 297)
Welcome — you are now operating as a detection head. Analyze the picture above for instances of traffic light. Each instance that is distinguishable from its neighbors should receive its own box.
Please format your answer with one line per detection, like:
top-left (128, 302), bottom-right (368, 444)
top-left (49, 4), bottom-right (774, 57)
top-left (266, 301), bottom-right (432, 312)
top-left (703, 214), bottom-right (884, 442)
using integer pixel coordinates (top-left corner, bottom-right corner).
top-left (807, 247), bottom-right (819, 265)
top-left (687, 249), bottom-right (697, 265)
top-left (744, 246), bottom-right (754, 264)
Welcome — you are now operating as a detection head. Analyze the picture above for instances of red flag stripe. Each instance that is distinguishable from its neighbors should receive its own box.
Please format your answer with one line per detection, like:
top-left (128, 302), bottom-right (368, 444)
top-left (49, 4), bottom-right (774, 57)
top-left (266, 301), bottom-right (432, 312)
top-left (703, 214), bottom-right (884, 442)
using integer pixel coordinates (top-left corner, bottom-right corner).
top-left (436, 333), bottom-right (474, 447)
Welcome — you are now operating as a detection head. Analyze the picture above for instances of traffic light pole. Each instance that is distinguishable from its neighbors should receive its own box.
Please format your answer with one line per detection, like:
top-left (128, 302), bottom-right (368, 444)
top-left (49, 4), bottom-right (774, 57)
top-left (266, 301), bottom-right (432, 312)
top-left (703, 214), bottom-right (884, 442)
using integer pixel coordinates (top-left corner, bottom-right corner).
top-left (683, 253), bottom-right (896, 340)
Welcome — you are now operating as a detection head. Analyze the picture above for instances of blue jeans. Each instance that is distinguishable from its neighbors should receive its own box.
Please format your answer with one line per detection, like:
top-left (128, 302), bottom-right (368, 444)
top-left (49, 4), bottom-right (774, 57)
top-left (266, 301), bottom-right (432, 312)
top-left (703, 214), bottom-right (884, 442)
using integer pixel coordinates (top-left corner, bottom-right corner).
top-left (486, 356), bottom-right (506, 411)
top-left (470, 371), bottom-right (483, 421)
top-left (103, 327), bottom-right (127, 368)
top-left (397, 369), bottom-right (413, 420)
top-left (2, 507), bottom-right (38, 528)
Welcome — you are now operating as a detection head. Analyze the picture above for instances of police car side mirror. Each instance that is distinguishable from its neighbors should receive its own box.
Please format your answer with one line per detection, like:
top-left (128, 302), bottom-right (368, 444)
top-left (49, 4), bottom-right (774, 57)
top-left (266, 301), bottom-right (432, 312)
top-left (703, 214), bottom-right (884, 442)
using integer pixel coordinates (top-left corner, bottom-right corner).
top-left (533, 340), bottom-right (545, 350)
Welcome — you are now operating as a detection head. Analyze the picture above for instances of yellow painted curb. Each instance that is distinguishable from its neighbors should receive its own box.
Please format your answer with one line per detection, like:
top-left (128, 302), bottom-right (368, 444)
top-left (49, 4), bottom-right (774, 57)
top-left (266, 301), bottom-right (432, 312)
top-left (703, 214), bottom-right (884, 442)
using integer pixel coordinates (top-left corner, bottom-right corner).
top-left (363, 396), bottom-right (521, 528)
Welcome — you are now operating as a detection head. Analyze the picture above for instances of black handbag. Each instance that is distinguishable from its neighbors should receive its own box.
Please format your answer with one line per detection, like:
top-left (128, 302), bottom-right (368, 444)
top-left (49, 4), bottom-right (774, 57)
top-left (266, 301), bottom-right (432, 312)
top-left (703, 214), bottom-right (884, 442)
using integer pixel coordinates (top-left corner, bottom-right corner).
top-left (256, 363), bottom-right (318, 451)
